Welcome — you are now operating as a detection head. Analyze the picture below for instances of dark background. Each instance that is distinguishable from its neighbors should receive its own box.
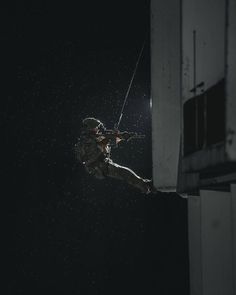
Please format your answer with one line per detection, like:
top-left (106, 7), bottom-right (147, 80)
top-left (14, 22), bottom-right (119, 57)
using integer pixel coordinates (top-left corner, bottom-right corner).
top-left (7, 1), bottom-right (189, 294)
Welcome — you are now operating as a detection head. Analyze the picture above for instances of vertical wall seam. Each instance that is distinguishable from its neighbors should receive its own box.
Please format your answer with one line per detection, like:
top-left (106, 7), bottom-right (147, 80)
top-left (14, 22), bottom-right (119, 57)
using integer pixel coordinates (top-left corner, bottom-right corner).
top-left (230, 185), bottom-right (236, 295)
top-left (200, 193), bottom-right (203, 295)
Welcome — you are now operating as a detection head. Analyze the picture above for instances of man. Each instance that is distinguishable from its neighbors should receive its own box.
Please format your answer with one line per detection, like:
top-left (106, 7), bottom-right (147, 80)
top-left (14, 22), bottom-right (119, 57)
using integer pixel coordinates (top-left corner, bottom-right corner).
top-left (75, 117), bottom-right (157, 194)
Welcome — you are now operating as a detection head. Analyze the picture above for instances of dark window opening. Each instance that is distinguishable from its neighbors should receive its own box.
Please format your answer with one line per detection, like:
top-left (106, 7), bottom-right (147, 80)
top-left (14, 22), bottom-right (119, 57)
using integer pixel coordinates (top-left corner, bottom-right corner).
top-left (184, 79), bottom-right (225, 156)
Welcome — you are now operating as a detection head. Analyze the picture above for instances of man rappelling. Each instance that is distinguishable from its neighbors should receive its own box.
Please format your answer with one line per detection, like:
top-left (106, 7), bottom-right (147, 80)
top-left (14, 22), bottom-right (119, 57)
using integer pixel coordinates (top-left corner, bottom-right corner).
top-left (75, 117), bottom-right (158, 194)
top-left (74, 40), bottom-right (158, 194)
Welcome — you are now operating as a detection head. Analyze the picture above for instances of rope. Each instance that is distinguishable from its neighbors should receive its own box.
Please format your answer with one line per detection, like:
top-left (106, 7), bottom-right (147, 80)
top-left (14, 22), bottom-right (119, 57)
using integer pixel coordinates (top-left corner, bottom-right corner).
top-left (115, 39), bottom-right (146, 130)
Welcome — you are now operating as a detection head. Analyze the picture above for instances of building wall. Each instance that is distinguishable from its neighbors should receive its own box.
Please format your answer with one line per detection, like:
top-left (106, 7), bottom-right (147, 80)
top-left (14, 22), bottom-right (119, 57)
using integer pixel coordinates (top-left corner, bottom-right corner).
top-left (151, 0), bottom-right (181, 190)
top-left (151, 0), bottom-right (236, 294)
top-left (188, 188), bottom-right (236, 295)
top-left (182, 0), bottom-right (225, 103)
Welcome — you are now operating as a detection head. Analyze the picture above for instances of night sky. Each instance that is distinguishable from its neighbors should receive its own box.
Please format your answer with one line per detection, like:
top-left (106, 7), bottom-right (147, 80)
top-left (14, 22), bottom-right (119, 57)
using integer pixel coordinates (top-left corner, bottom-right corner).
top-left (8, 1), bottom-right (189, 294)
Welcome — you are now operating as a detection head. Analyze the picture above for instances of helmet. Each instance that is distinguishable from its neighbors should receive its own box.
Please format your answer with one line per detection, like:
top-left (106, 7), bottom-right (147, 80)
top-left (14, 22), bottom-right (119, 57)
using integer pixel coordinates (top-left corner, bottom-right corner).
top-left (82, 117), bottom-right (104, 130)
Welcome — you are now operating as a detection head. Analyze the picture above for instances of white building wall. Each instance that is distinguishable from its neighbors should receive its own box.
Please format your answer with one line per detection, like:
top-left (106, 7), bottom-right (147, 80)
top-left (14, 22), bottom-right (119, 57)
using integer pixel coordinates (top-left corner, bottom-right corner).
top-left (151, 0), bottom-right (181, 190)
top-left (188, 189), bottom-right (236, 295)
top-left (182, 0), bottom-right (225, 103)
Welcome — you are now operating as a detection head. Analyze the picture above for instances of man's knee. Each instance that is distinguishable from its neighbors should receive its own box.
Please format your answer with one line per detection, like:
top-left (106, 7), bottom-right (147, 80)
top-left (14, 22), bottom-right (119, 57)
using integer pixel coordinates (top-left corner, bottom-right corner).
top-left (85, 162), bottom-right (108, 179)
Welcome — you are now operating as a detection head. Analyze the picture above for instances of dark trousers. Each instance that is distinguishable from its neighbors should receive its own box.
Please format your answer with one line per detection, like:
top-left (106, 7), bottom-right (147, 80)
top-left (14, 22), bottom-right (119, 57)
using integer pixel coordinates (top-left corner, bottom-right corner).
top-left (85, 158), bottom-right (149, 193)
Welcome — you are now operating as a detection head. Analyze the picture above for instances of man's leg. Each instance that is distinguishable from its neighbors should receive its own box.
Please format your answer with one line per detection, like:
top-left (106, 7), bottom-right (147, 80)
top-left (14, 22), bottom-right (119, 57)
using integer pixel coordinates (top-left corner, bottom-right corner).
top-left (102, 159), bottom-right (151, 193)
